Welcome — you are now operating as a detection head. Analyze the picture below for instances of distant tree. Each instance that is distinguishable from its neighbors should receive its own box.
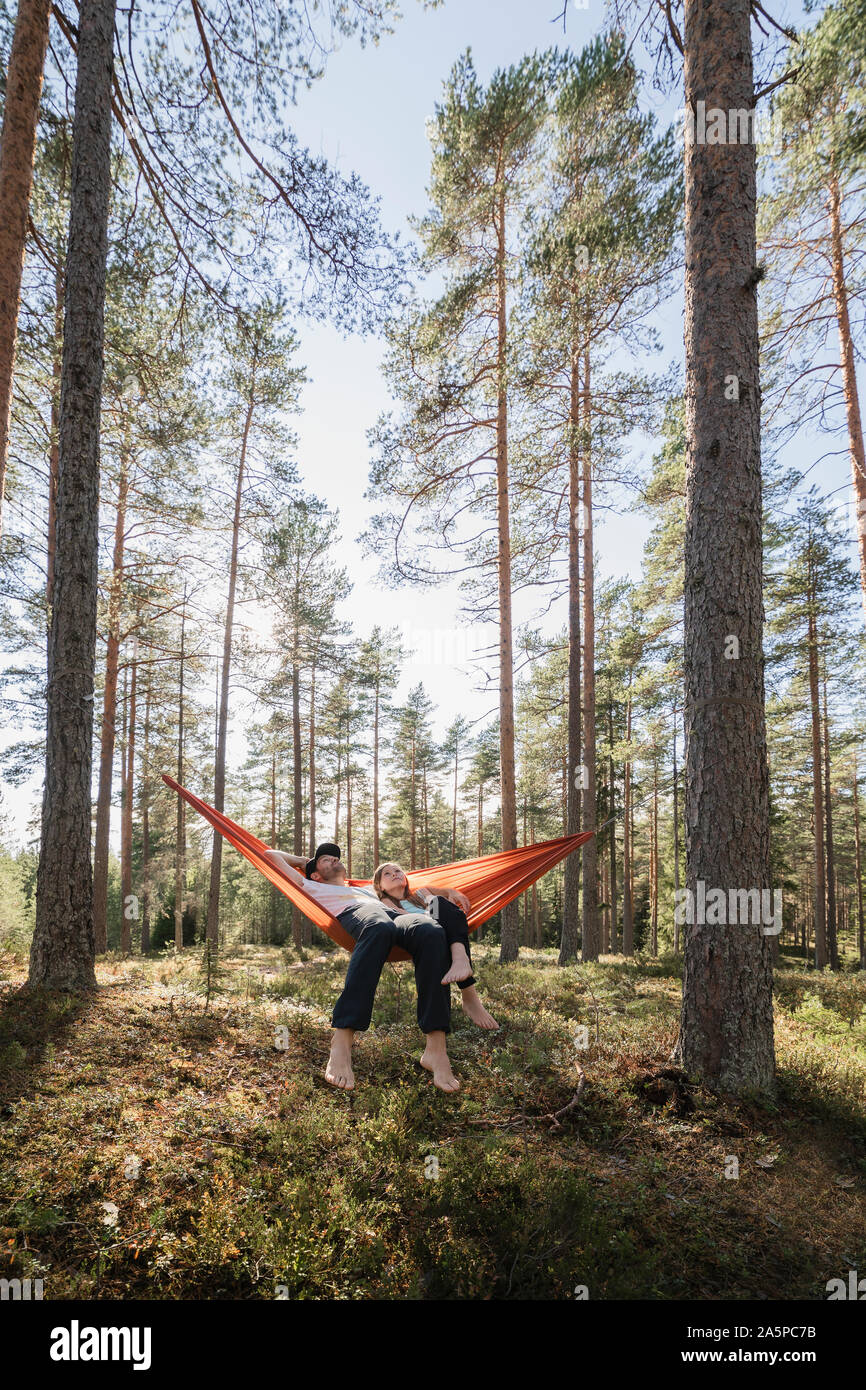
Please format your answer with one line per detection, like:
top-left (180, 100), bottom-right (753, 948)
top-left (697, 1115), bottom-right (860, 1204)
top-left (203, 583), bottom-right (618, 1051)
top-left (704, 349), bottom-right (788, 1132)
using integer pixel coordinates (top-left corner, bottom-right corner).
top-left (759, 0), bottom-right (866, 625)
top-left (366, 50), bottom-right (558, 960)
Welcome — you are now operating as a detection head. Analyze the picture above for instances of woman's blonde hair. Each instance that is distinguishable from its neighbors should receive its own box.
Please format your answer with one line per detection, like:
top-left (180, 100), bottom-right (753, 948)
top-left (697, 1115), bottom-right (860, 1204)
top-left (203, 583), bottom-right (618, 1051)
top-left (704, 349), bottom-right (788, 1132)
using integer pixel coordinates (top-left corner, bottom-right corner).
top-left (372, 862), bottom-right (428, 910)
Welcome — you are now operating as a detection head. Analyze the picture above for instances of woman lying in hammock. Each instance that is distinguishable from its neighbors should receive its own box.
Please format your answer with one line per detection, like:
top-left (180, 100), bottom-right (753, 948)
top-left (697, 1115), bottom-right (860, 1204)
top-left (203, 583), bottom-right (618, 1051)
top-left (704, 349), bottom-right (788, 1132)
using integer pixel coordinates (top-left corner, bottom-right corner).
top-left (371, 861), bottom-right (498, 1030)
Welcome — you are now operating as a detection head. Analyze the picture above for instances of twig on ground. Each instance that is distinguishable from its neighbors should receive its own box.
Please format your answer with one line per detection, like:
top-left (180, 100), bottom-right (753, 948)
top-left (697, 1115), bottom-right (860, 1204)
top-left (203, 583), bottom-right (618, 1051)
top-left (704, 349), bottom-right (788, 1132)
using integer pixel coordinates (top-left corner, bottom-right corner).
top-left (541, 1064), bottom-right (586, 1129)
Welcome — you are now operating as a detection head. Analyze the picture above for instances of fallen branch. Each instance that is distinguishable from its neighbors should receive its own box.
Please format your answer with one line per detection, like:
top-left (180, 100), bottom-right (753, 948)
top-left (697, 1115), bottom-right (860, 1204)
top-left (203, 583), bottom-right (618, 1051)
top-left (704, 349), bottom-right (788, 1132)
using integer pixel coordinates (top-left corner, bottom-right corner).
top-left (541, 1064), bottom-right (586, 1129)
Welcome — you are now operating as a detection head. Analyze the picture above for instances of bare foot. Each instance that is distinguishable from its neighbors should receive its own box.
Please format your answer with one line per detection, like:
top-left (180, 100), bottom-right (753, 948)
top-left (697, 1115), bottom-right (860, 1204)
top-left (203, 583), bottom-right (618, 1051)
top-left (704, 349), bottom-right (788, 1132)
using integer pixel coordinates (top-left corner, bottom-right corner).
top-left (419, 1048), bottom-right (461, 1093)
top-left (461, 986), bottom-right (500, 1030)
top-left (441, 944), bottom-right (473, 984)
top-left (325, 1033), bottom-right (355, 1090)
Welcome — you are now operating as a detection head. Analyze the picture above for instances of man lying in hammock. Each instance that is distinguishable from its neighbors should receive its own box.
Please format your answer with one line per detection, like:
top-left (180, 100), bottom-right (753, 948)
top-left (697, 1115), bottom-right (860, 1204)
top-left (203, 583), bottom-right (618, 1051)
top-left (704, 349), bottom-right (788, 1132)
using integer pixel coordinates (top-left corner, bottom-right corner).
top-left (263, 842), bottom-right (497, 1094)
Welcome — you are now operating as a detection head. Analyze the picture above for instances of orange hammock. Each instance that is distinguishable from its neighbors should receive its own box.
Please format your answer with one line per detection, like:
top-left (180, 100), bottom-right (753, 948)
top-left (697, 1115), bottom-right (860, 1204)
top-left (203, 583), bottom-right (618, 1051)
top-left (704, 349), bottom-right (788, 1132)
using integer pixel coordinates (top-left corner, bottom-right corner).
top-left (162, 772), bottom-right (600, 962)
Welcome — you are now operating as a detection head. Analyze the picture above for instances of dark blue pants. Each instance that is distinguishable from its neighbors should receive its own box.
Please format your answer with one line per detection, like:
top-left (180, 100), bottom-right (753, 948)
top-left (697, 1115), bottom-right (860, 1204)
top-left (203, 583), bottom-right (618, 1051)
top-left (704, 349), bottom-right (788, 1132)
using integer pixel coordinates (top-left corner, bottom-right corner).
top-left (331, 897), bottom-right (475, 1034)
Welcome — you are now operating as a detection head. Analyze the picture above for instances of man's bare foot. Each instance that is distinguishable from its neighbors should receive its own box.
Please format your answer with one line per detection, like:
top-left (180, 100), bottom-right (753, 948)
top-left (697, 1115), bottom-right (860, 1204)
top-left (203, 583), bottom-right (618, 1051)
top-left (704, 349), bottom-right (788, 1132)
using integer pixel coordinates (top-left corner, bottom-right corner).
top-left (460, 985), bottom-right (499, 1030)
top-left (441, 943), bottom-right (472, 984)
top-left (325, 1029), bottom-right (355, 1090)
top-left (420, 1033), bottom-right (460, 1092)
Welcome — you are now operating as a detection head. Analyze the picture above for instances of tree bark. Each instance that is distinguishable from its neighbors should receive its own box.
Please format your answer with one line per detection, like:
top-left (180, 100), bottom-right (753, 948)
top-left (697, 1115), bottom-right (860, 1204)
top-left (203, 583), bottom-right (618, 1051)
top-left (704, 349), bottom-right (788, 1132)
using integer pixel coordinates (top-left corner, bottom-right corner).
top-left (174, 586), bottom-right (187, 952)
top-left (206, 389), bottom-right (255, 946)
top-left (422, 764), bottom-right (428, 867)
top-left (334, 728), bottom-right (341, 843)
top-left (271, 746), bottom-right (280, 945)
top-left (560, 347), bottom-right (582, 964)
top-left (821, 670), bottom-right (839, 969)
top-left (308, 651), bottom-right (316, 853)
top-left (609, 702), bottom-right (617, 952)
top-left (854, 753), bottom-right (865, 968)
top-left (346, 757), bottom-right (353, 877)
top-left (410, 731), bottom-right (416, 869)
top-left (0, 0), bottom-right (52, 532)
top-left (581, 346), bottom-right (599, 961)
top-left (808, 571), bottom-right (828, 968)
top-left (495, 182), bottom-right (519, 962)
top-left (651, 753), bottom-right (659, 955)
top-left (46, 235), bottom-right (65, 610)
top-left (452, 739), bottom-right (458, 861)
top-left (675, 0), bottom-right (776, 1094)
top-left (292, 630), bottom-right (306, 945)
top-left (140, 659), bottom-right (151, 955)
top-left (827, 171), bottom-right (866, 630)
top-left (93, 442), bottom-right (129, 952)
top-left (120, 636), bottom-right (137, 954)
top-left (373, 679), bottom-right (380, 867)
top-left (673, 701), bottom-right (681, 953)
top-left (622, 683), bottom-right (634, 956)
top-left (30, 0), bottom-right (116, 991)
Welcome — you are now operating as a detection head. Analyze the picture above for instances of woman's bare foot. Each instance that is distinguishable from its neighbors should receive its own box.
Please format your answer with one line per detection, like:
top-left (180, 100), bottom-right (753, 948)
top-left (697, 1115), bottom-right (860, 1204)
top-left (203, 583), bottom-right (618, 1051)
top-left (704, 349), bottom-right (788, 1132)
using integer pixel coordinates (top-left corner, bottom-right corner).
top-left (441, 943), bottom-right (473, 984)
top-left (460, 985), bottom-right (499, 1030)
top-left (420, 1032), bottom-right (460, 1092)
top-left (325, 1029), bottom-right (355, 1090)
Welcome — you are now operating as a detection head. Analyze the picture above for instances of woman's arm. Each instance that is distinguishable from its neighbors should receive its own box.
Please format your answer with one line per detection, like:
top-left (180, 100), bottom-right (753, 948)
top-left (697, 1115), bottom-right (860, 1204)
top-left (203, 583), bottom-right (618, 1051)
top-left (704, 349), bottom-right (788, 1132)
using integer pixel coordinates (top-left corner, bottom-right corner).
top-left (421, 883), bottom-right (471, 914)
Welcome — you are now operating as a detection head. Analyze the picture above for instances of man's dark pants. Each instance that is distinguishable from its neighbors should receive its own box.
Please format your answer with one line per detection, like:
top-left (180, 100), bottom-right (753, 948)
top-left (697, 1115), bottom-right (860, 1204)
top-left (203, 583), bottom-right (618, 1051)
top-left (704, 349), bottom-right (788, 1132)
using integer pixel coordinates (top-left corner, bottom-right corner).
top-left (331, 897), bottom-right (475, 1034)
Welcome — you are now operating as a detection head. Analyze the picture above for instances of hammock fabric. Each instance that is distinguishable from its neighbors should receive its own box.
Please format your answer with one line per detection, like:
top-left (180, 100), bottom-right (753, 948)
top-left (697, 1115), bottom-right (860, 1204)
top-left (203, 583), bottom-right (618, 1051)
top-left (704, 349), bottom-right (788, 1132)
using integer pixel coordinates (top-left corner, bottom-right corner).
top-left (162, 772), bottom-right (598, 962)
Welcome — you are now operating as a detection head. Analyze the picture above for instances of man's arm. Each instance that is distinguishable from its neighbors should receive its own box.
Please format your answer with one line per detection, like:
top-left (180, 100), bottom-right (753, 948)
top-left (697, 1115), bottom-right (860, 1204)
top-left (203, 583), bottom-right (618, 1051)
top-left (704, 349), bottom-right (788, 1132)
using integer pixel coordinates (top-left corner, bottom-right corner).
top-left (263, 849), bottom-right (307, 886)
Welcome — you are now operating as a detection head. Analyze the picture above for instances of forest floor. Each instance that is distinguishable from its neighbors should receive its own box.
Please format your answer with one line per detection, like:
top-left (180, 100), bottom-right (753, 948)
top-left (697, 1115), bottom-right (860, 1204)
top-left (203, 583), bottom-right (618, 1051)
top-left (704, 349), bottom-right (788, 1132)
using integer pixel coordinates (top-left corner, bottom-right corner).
top-left (0, 941), bottom-right (864, 1300)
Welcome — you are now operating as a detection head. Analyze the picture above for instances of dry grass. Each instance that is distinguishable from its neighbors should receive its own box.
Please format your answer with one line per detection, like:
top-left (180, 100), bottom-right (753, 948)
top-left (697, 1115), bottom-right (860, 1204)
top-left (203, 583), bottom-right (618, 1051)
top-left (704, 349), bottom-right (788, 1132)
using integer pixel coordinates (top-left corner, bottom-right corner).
top-left (0, 943), bottom-right (863, 1300)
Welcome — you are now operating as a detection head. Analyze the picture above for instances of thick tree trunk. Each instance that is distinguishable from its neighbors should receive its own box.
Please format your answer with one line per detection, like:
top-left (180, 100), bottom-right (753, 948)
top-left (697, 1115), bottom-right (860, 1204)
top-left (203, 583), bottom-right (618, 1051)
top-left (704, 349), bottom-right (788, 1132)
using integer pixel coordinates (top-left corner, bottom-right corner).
top-left (206, 391), bottom-right (255, 946)
top-left (0, 0), bottom-right (52, 531)
top-left (495, 183), bottom-right (519, 963)
top-left (120, 638), bottom-right (137, 954)
top-left (93, 449), bottom-right (128, 952)
top-left (560, 348), bottom-right (582, 964)
top-left (174, 587), bottom-right (186, 952)
top-left (675, 0), bottom-right (775, 1094)
top-left (46, 242), bottom-right (65, 609)
top-left (30, 0), bottom-right (116, 991)
top-left (581, 347), bottom-right (599, 961)
top-left (827, 172), bottom-right (866, 629)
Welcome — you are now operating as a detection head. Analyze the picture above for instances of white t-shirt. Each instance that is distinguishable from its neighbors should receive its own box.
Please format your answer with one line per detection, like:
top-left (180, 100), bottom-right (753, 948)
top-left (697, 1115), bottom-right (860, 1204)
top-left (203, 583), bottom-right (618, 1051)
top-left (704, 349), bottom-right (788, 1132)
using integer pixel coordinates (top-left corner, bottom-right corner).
top-left (298, 877), bottom-right (378, 917)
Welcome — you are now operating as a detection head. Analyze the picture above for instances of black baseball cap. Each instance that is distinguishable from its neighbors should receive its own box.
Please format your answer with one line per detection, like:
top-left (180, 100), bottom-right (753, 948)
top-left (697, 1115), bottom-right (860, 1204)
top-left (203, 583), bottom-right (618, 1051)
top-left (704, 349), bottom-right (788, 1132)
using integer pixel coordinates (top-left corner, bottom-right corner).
top-left (305, 842), bottom-right (342, 878)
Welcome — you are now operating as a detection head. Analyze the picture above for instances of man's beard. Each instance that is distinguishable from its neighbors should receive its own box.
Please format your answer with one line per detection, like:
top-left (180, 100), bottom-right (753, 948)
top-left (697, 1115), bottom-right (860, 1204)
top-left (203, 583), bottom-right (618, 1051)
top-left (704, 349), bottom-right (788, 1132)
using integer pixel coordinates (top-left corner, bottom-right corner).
top-left (320, 868), bottom-right (346, 884)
